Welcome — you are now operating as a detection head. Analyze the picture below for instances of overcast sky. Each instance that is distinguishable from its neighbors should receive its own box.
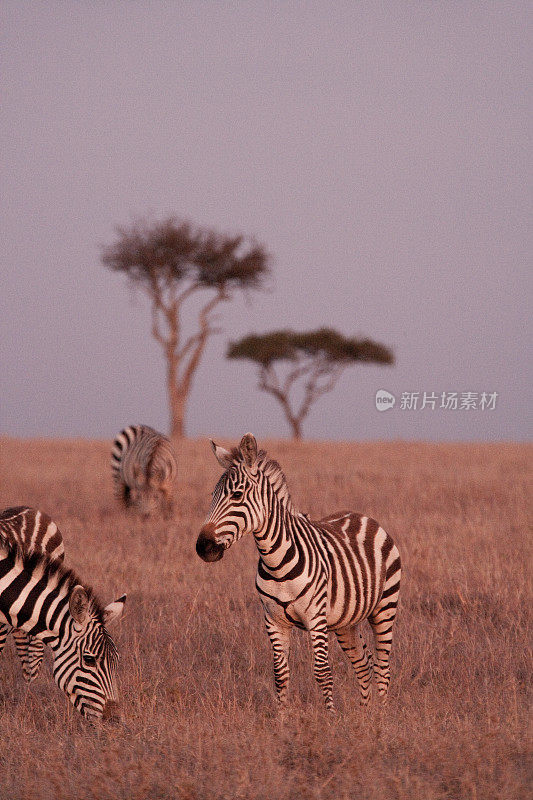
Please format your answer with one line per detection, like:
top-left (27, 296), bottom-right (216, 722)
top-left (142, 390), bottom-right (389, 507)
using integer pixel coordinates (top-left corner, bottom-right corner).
top-left (1, 1), bottom-right (531, 442)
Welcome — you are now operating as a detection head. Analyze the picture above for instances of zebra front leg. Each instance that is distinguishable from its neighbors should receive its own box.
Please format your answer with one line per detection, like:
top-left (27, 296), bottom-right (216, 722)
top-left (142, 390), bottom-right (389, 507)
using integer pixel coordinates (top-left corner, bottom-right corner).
top-left (309, 623), bottom-right (335, 712)
top-left (11, 628), bottom-right (31, 680)
top-left (12, 629), bottom-right (44, 684)
top-left (264, 615), bottom-right (291, 709)
top-left (335, 625), bottom-right (373, 706)
top-left (24, 636), bottom-right (45, 683)
top-left (14, 629), bottom-right (44, 683)
top-left (0, 623), bottom-right (12, 658)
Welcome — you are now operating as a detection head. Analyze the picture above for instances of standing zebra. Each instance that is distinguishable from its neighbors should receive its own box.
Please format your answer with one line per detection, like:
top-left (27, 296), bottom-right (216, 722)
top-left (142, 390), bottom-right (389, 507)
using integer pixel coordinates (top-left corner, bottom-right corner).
top-left (111, 425), bottom-right (177, 518)
top-left (0, 506), bottom-right (65, 682)
top-left (196, 434), bottom-right (401, 712)
top-left (0, 539), bottom-right (126, 720)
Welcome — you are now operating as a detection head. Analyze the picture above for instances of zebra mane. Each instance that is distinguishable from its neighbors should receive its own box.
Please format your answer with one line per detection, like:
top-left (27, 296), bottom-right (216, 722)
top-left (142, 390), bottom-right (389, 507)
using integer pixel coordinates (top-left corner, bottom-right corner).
top-left (1, 541), bottom-right (108, 626)
top-left (0, 505), bottom-right (31, 521)
top-left (250, 451), bottom-right (294, 513)
top-left (226, 446), bottom-right (296, 512)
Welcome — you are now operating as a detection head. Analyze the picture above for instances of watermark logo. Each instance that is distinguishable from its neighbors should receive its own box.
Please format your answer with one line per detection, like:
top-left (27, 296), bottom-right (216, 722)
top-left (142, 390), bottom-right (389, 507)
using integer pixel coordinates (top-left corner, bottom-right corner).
top-left (399, 391), bottom-right (498, 411)
top-left (375, 389), bottom-right (396, 411)
top-left (374, 390), bottom-right (498, 412)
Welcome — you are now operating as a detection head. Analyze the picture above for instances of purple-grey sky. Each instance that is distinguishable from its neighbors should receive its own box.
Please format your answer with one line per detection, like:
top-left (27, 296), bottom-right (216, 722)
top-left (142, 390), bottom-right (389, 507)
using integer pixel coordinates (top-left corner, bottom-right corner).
top-left (1, 2), bottom-right (531, 442)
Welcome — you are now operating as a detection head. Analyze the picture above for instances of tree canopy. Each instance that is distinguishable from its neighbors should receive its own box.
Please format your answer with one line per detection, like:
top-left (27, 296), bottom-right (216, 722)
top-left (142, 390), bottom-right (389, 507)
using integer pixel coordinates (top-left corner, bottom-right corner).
top-left (228, 328), bottom-right (394, 439)
top-left (102, 217), bottom-right (269, 437)
top-left (102, 218), bottom-right (269, 294)
top-left (228, 328), bottom-right (393, 366)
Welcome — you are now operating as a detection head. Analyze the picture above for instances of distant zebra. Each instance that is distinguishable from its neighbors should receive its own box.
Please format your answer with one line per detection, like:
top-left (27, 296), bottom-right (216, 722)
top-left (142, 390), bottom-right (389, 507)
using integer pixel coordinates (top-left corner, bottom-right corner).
top-left (196, 434), bottom-right (401, 712)
top-left (0, 506), bottom-right (65, 682)
top-left (0, 539), bottom-right (126, 721)
top-left (111, 425), bottom-right (177, 518)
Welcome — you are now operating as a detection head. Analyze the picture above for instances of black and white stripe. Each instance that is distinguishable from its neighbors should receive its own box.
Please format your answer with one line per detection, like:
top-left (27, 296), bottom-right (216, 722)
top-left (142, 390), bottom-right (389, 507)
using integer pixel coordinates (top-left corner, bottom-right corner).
top-left (197, 434), bottom-right (401, 712)
top-left (0, 540), bottom-right (126, 721)
top-left (0, 506), bottom-right (65, 682)
top-left (111, 425), bottom-right (177, 517)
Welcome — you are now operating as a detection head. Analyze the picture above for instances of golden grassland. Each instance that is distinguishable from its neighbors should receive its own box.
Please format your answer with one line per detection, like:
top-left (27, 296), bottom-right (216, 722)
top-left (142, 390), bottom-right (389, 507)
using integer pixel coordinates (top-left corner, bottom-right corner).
top-left (0, 436), bottom-right (531, 800)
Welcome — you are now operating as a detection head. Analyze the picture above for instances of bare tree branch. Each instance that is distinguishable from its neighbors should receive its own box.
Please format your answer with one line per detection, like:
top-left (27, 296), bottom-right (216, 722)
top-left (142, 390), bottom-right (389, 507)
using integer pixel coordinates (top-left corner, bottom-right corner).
top-left (295, 362), bottom-right (345, 425)
top-left (151, 305), bottom-right (166, 346)
top-left (102, 217), bottom-right (269, 436)
top-left (282, 360), bottom-right (314, 396)
top-left (175, 282), bottom-right (200, 310)
top-left (178, 288), bottom-right (226, 396)
top-left (259, 365), bottom-right (299, 434)
top-left (227, 328), bottom-right (393, 439)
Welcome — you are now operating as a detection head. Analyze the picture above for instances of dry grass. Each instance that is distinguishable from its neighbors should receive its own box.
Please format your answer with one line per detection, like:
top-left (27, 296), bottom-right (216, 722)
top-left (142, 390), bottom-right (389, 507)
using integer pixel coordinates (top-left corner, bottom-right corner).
top-left (0, 436), bottom-right (531, 800)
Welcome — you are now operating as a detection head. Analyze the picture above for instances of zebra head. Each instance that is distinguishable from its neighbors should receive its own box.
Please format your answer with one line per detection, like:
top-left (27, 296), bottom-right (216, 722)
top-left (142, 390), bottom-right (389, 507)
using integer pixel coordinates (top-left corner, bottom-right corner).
top-left (51, 586), bottom-right (126, 722)
top-left (197, 433), bottom-right (271, 562)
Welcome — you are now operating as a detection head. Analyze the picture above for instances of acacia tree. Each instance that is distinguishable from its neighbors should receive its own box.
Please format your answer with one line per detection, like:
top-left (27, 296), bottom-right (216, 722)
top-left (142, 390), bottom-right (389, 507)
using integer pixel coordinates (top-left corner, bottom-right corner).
top-left (102, 218), bottom-right (269, 438)
top-left (227, 328), bottom-right (393, 440)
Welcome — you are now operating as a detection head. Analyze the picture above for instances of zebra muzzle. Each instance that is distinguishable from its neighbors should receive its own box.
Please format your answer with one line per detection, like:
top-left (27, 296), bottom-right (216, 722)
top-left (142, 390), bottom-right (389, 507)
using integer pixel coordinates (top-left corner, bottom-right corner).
top-left (196, 526), bottom-right (225, 562)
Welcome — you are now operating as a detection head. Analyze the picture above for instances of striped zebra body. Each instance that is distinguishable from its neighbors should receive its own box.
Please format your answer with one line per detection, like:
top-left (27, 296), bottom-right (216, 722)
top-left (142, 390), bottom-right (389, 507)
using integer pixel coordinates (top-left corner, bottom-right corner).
top-left (0, 540), bottom-right (125, 720)
top-left (111, 425), bottom-right (177, 518)
top-left (0, 506), bottom-right (65, 682)
top-left (196, 434), bottom-right (401, 712)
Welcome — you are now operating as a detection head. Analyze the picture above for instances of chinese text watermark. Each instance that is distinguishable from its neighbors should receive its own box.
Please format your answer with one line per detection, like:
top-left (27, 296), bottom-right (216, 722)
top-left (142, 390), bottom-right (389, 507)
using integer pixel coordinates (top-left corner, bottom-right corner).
top-left (375, 390), bottom-right (498, 412)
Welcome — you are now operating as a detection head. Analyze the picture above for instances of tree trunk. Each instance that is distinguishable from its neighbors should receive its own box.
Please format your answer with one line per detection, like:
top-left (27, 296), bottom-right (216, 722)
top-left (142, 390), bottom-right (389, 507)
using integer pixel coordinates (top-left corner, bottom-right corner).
top-left (169, 389), bottom-right (187, 439)
top-left (289, 416), bottom-right (302, 440)
top-left (167, 346), bottom-right (186, 438)
top-left (259, 374), bottom-right (305, 441)
top-left (161, 287), bottom-right (224, 440)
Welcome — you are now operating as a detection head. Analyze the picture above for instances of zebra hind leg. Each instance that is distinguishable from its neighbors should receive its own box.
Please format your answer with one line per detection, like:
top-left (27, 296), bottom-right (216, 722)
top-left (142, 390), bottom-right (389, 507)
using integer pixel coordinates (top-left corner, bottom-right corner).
top-left (369, 593), bottom-right (400, 701)
top-left (334, 625), bottom-right (374, 706)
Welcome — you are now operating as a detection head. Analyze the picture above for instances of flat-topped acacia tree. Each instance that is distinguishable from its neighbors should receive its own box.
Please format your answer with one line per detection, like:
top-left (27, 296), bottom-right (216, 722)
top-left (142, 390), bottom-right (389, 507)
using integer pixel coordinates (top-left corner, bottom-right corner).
top-left (228, 328), bottom-right (394, 440)
top-left (102, 218), bottom-right (269, 438)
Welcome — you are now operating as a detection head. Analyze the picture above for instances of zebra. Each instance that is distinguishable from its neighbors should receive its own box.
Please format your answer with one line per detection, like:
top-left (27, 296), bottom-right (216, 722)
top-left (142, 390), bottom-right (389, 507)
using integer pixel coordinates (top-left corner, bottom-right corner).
top-left (111, 425), bottom-right (177, 518)
top-left (0, 506), bottom-right (65, 682)
top-left (196, 434), bottom-right (401, 712)
top-left (0, 538), bottom-right (126, 721)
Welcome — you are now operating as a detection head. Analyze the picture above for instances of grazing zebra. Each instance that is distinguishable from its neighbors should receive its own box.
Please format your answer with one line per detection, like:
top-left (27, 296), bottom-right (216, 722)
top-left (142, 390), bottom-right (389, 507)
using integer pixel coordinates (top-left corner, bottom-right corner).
top-left (196, 434), bottom-right (401, 712)
top-left (111, 425), bottom-right (177, 518)
top-left (0, 506), bottom-right (65, 682)
top-left (0, 539), bottom-right (126, 721)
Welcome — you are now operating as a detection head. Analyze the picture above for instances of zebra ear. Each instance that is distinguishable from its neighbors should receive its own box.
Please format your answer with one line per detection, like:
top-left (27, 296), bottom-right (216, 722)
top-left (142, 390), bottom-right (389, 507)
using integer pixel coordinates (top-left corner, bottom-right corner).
top-left (210, 439), bottom-right (234, 469)
top-left (239, 433), bottom-right (258, 469)
top-left (103, 594), bottom-right (126, 626)
top-left (69, 586), bottom-right (89, 626)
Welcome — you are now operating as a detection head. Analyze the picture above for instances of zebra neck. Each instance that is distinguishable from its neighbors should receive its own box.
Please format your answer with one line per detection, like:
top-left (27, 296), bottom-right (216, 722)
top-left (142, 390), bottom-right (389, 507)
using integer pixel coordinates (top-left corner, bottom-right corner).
top-left (0, 556), bottom-right (70, 643)
top-left (253, 500), bottom-right (296, 570)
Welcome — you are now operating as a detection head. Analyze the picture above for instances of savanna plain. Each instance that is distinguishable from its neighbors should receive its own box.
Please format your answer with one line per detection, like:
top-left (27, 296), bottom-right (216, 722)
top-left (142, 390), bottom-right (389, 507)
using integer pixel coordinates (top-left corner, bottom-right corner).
top-left (0, 437), bottom-right (531, 800)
